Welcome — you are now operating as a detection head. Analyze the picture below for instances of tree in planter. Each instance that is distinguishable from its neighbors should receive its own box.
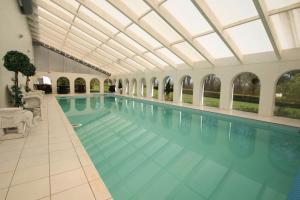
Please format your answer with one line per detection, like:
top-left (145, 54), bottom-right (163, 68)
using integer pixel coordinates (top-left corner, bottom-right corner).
top-left (21, 63), bottom-right (36, 92)
top-left (3, 51), bottom-right (30, 87)
top-left (3, 51), bottom-right (30, 106)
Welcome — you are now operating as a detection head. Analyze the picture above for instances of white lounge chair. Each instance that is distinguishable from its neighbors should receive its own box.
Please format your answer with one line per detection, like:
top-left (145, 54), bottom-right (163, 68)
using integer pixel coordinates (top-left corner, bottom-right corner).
top-left (0, 107), bottom-right (34, 140)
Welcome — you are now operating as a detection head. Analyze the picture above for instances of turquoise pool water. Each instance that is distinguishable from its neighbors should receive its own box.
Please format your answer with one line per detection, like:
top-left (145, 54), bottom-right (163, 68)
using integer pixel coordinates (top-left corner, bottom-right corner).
top-left (57, 95), bottom-right (300, 200)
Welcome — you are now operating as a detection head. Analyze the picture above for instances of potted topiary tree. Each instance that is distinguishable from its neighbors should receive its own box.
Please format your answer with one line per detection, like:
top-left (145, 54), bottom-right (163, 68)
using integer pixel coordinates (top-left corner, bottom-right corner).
top-left (3, 51), bottom-right (30, 106)
top-left (21, 63), bottom-right (36, 92)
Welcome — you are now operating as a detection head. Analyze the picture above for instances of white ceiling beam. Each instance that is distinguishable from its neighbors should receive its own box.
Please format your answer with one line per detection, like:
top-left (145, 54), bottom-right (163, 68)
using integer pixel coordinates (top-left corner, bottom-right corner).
top-left (144, 0), bottom-right (214, 66)
top-left (191, 0), bottom-right (243, 63)
top-left (253, 0), bottom-right (281, 59)
top-left (103, 0), bottom-right (193, 68)
top-left (223, 16), bottom-right (260, 30)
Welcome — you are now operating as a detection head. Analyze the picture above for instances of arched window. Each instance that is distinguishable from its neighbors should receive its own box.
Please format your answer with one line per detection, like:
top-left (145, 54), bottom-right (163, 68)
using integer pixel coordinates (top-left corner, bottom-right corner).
top-left (74, 78), bottom-right (86, 93)
top-left (151, 77), bottom-right (159, 99)
top-left (202, 74), bottom-right (221, 107)
top-left (132, 79), bottom-right (137, 96)
top-left (57, 77), bottom-right (70, 94)
top-left (163, 76), bottom-right (173, 101)
top-left (232, 72), bottom-right (260, 113)
top-left (141, 78), bottom-right (147, 97)
top-left (90, 78), bottom-right (100, 93)
top-left (104, 79), bottom-right (112, 93)
top-left (118, 79), bottom-right (123, 94)
top-left (274, 70), bottom-right (300, 119)
top-left (181, 76), bottom-right (193, 104)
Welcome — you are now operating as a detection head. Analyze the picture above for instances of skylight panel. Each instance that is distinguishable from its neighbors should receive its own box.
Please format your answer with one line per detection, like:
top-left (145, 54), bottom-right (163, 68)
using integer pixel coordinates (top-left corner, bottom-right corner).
top-left (126, 24), bottom-right (162, 49)
top-left (70, 26), bottom-right (102, 46)
top-left (119, 61), bottom-right (141, 72)
top-left (107, 40), bottom-right (135, 57)
top-left (37, 7), bottom-right (70, 30)
top-left (225, 20), bottom-right (273, 54)
top-left (134, 56), bottom-right (157, 69)
top-left (173, 42), bottom-right (204, 62)
top-left (141, 11), bottom-right (182, 43)
top-left (156, 48), bottom-right (184, 64)
top-left (73, 18), bottom-right (109, 41)
top-left (79, 6), bottom-right (119, 34)
top-left (161, 0), bottom-right (212, 36)
top-left (65, 39), bottom-right (92, 53)
top-left (120, 0), bottom-right (150, 18)
top-left (270, 9), bottom-right (300, 49)
top-left (90, 0), bottom-right (132, 27)
top-left (115, 33), bottom-right (147, 53)
top-left (124, 58), bottom-right (146, 70)
top-left (34, 23), bottom-right (66, 39)
top-left (37, 0), bottom-right (74, 22)
top-left (36, 17), bottom-right (67, 35)
top-left (96, 48), bottom-right (118, 62)
top-left (144, 52), bottom-right (168, 66)
top-left (68, 33), bottom-right (96, 50)
top-left (113, 63), bottom-right (133, 73)
top-left (264, 0), bottom-right (299, 11)
top-left (204, 0), bottom-right (258, 26)
top-left (101, 44), bottom-right (126, 59)
top-left (195, 33), bottom-right (234, 58)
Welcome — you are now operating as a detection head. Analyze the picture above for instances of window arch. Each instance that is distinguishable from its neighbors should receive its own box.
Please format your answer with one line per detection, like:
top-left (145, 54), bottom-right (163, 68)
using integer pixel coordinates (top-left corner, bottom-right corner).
top-left (151, 77), bottom-right (159, 99)
top-left (274, 70), bottom-right (300, 119)
top-left (57, 77), bottom-right (70, 94)
top-left (90, 78), bottom-right (100, 93)
top-left (141, 78), bottom-right (147, 97)
top-left (202, 74), bottom-right (221, 107)
top-left (74, 78), bottom-right (86, 93)
top-left (232, 72), bottom-right (260, 113)
top-left (181, 75), bottom-right (193, 104)
top-left (118, 79), bottom-right (123, 94)
top-left (163, 76), bottom-right (173, 101)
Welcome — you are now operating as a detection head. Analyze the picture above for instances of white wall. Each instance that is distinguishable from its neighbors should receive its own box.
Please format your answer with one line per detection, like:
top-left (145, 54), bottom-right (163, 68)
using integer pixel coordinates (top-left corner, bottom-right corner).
top-left (34, 45), bottom-right (109, 77)
top-left (113, 56), bottom-right (300, 117)
top-left (0, 0), bottom-right (34, 107)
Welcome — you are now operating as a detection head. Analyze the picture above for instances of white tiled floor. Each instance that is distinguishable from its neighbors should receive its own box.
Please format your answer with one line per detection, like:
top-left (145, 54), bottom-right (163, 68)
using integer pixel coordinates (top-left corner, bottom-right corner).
top-left (0, 96), bottom-right (112, 200)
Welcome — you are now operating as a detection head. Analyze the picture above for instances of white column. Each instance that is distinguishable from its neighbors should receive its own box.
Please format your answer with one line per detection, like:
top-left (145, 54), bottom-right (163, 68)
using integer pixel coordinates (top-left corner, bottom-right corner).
top-left (147, 79), bottom-right (152, 98)
top-left (219, 77), bottom-right (233, 110)
top-left (70, 78), bottom-right (75, 94)
top-left (52, 78), bottom-right (57, 94)
top-left (115, 79), bottom-right (119, 94)
top-left (100, 80), bottom-right (104, 94)
top-left (193, 80), bottom-right (202, 106)
top-left (137, 80), bottom-right (142, 97)
top-left (173, 78), bottom-right (181, 103)
top-left (129, 80), bottom-right (133, 96)
top-left (158, 79), bottom-right (164, 100)
top-left (258, 79), bottom-right (276, 116)
top-left (86, 79), bottom-right (90, 94)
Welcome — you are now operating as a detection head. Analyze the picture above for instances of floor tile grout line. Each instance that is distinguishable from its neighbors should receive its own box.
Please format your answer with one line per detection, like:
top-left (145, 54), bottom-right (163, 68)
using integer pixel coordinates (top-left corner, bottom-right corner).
top-left (4, 124), bottom-right (30, 199)
top-left (52, 96), bottom-right (99, 200)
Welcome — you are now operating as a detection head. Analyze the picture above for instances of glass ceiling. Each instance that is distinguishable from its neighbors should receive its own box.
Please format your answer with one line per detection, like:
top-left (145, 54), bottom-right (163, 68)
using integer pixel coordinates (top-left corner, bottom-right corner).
top-left (29, 0), bottom-right (300, 75)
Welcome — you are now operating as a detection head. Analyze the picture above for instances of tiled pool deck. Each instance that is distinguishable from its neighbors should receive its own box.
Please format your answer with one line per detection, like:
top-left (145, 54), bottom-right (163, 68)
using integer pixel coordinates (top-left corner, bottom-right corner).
top-left (0, 95), bottom-right (112, 200)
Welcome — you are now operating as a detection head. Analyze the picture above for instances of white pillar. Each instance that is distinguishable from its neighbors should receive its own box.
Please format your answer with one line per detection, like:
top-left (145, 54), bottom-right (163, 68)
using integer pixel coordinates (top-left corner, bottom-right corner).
top-left (258, 79), bottom-right (276, 116)
top-left (147, 79), bottom-right (152, 98)
top-left (158, 79), bottom-right (164, 100)
top-left (220, 77), bottom-right (233, 110)
top-left (137, 80), bottom-right (142, 97)
top-left (173, 78), bottom-right (181, 103)
top-left (193, 80), bottom-right (202, 106)
top-left (129, 80), bottom-right (133, 96)
top-left (86, 79), bottom-right (90, 94)
top-left (100, 80), bottom-right (104, 94)
top-left (70, 78), bottom-right (75, 94)
top-left (115, 79), bottom-right (119, 94)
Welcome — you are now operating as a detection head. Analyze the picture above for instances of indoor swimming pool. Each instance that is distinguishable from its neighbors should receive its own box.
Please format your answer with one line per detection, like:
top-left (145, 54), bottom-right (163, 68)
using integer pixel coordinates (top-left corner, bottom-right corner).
top-left (57, 95), bottom-right (300, 200)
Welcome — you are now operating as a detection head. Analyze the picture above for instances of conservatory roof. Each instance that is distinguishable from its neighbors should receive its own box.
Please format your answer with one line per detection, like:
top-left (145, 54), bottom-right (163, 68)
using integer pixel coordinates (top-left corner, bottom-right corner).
top-left (28, 0), bottom-right (300, 75)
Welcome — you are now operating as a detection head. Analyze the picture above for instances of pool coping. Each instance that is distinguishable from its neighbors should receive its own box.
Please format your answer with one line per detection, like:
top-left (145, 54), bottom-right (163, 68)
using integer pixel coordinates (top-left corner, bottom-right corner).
top-left (56, 93), bottom-right (300, 128)
top-left (52, 95), bottom-right (113, 199)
